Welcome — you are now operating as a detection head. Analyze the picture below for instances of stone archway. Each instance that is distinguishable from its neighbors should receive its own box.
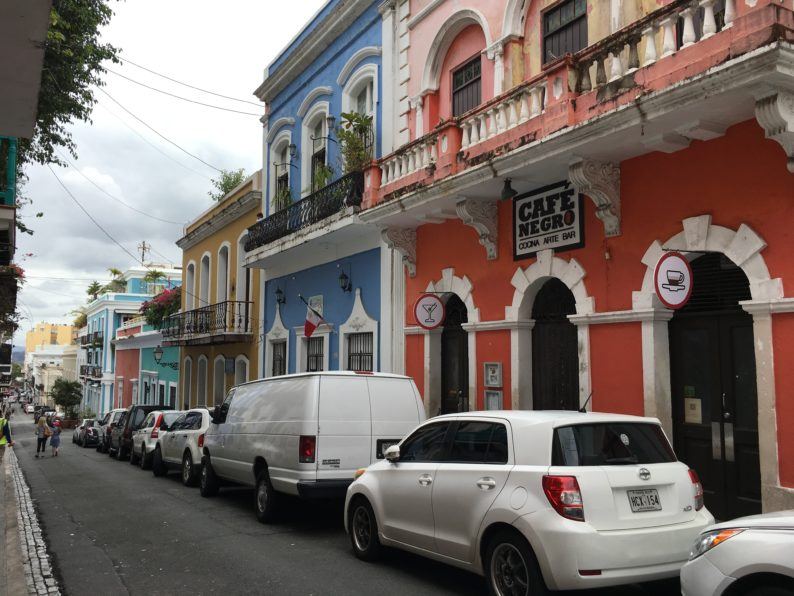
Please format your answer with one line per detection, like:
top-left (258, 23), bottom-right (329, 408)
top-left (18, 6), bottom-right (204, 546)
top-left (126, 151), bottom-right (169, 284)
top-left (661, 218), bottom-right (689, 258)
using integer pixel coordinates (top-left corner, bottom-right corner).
top-left (505, 249), bottom-right (593, 411)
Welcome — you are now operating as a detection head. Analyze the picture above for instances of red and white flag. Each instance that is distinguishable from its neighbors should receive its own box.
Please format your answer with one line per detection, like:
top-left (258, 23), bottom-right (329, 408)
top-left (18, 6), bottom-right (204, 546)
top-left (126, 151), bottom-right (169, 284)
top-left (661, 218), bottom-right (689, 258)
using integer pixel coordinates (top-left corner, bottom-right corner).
top-left (304, 306), bottom-right (323, 338)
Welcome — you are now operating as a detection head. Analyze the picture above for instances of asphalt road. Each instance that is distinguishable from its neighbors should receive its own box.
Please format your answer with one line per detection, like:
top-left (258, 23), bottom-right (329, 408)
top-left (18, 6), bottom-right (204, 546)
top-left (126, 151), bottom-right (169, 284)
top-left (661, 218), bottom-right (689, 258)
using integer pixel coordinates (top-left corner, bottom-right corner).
top-left (12, 415), bottom-right (680, 595)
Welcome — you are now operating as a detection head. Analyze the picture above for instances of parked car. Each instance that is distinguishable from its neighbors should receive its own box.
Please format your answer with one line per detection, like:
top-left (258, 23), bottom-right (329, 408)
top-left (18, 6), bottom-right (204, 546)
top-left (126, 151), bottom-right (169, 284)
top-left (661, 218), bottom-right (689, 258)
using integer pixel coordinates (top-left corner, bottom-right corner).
top-left (681, 510), bottom-right (794, 595)
top-left (152, 408), bottom-right (210, 485)
top-left (24, 403), bottom-right (34, 414)
top-left (200, 372), bottom-right (426, 523)
top-left (110, 404), bottom-right (172, 460)
top-left (96, 408), bottom-right (125, 453)
top-left (72, 419), bottom-right (98, 447)
top-left (130, 410), bottom-right (182, 470)
top-left (344, 410), bottom-right (714, 593)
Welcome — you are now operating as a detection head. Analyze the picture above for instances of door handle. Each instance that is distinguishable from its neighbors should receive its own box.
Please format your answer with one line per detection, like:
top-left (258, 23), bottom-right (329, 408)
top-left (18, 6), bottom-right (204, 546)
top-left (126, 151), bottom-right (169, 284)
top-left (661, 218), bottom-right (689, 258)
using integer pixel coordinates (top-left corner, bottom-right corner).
top-left (418, 474), bottom-right (433, 487)
top-left (477, 477), bottom-right (497, 490)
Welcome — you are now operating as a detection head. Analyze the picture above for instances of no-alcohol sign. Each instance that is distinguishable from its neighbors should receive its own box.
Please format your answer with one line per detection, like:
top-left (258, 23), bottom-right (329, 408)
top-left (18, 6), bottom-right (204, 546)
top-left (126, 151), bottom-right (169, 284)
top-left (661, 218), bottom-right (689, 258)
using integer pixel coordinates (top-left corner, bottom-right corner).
top-left (654, 251), bottom-right (693, 309)
top-left (414, 293), bottom-right (446, 330)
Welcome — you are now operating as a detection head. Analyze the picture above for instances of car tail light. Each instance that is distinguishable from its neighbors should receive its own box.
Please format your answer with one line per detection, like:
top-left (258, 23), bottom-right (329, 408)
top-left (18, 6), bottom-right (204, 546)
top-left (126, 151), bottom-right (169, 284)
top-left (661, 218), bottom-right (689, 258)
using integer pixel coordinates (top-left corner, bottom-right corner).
top-left (542, 475), bottom-right (585, 521)
top-left (689, 469), bottom-right (704, 511)
top-left (299, 435), bottom-right (316, 464)
top-left (151, 414), bottom-right (162, 439)
top-left (198, 433), bottom-right (204, 448)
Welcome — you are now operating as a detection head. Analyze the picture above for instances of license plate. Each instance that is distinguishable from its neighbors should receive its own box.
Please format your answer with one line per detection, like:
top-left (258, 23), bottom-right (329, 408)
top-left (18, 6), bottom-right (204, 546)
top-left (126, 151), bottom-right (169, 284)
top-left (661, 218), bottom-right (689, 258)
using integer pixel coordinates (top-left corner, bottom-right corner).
top-left (627, 489), bottom-right (662, 512)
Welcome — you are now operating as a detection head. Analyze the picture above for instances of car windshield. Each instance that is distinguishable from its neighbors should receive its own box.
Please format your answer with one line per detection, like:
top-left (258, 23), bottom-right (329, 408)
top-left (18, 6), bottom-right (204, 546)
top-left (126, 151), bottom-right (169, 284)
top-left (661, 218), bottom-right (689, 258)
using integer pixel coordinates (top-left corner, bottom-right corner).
top-left (552, 423), bottom-right (676, 466)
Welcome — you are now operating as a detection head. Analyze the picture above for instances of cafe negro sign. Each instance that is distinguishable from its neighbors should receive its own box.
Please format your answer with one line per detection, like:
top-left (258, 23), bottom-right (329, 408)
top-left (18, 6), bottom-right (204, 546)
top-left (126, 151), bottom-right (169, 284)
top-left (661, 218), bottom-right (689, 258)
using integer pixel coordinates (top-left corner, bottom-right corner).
top-left (513, 180), bottom-right (584, 260)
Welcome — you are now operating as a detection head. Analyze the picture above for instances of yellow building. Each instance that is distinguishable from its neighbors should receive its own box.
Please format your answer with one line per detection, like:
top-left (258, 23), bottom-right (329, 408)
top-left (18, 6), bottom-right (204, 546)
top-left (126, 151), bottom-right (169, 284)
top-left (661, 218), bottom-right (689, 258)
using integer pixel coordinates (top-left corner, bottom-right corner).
top-left (165, 171), bottom-right (263, 409)
top-left (25, 322), bottom-right (74, 353)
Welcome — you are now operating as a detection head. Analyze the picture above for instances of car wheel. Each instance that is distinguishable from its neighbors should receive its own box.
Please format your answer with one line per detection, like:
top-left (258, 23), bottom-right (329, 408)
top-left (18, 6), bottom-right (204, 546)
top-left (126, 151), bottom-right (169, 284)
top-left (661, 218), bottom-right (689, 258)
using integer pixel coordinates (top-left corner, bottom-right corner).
top-left (140, 445), bottom-right (150, 470)
top-left (349, 498), bottom-right (382, 562)
top-left (152, 447), bottom-right (166, 477)
top-left (485, 529), bottom-right (546, 596)
top-left (115, 445), bottom-right (125, 461)
top-left (254, 469), bottom-right (280, 524)
top-left (199, 456), bottom-right (220, 497)
top-left (182, 452), bottom-right (199, 487)
top-left (130, 446), bottom-right (139, 465)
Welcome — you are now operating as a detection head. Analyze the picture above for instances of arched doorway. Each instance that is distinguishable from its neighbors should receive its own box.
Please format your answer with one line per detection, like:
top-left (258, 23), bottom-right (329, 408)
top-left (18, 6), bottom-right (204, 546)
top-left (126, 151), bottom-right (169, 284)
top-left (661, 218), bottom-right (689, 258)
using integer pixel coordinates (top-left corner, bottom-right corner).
top-left (531, 278), bottom-right (579, 410)
top-left (669, 253), bottom-right (761, 520)
top-left (441, 294), bottom-right (468, 415)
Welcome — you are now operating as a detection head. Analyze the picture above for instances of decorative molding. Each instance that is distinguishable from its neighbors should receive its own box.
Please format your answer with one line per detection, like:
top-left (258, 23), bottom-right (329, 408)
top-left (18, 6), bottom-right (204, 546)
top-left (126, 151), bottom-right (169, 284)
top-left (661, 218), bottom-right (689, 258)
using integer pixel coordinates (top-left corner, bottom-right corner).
top-left (755, 91), bottom-right (794, 173)
top-left (176, 191), bottom-right (261, 250)
top-left (569, 158), bottom-right (621, 238)
top-left (741, 297), bottom-right (794, 316)
top-left (407, 0), bottom-right (444, 29)
top-left (265, 117), bottom-right (295, 143)
top-left (455, 198), bottom-right (499, 260)
top-left (264, 304), bottom-right (290, 378)
top-left (339, 288), bottom-right (379, 371)
top-left (381, 227), bottom-right (417, 278)
top-left (297, 86), bottom-right (333, 119)
top-left (426, 267), bottom-right (480, 323)
top-left (337, 46), bottom-right (382, 86)
top-left (569, 308), bottom-right (673, 326)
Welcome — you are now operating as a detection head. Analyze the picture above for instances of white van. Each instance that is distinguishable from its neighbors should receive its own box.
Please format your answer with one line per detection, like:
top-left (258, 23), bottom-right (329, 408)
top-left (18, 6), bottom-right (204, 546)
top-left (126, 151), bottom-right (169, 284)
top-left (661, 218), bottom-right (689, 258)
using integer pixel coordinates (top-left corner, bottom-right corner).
top-left (200, 371), bottom-right (426, 522)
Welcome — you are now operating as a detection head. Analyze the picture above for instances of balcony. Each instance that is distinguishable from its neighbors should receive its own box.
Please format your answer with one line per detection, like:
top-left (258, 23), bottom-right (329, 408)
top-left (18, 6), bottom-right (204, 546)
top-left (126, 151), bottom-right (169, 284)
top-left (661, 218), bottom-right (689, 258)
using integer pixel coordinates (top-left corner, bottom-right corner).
top-left (79, 365), bottom-right (102, 379)
top-left (369, 0), bottom-right (794, 211)
top-left (91, 331), bottom-right (104, 346)
top-left (244, 170), bottom-right (364, 253)
top-left (161, 301), bottom-right (254, 346)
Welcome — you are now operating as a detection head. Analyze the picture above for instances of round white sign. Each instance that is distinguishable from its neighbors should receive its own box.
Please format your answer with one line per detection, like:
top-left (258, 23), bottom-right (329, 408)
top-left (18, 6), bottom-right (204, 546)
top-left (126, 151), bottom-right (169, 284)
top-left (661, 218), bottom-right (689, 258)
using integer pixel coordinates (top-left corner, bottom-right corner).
top-left (414, 293), bottom-right (446, 330)
top-left (654, 251), bottom-right (693, 309)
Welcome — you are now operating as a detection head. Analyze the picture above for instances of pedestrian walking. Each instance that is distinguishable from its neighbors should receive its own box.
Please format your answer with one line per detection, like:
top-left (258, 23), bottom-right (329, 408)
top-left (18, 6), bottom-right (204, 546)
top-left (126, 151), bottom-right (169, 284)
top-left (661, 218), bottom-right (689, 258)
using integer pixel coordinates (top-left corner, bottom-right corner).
top-left (35, 416), bottom-right (51, 458)
top-left (50, 419), bottom-right (62, 457)
top-left (0, 410), bottom-right (14, 464)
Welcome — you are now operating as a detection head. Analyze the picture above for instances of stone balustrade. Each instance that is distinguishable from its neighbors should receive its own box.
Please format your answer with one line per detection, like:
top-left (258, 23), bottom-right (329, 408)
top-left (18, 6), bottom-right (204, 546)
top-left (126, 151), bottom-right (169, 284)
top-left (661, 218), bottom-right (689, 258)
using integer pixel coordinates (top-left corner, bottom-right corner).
top-left (380, 136), bottom-right (438, 186)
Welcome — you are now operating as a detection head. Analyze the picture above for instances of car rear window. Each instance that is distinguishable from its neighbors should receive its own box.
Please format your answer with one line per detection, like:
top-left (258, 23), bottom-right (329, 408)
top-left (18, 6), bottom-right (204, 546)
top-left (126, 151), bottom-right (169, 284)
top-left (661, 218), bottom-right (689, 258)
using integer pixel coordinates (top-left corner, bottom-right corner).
top-left (552, 423), bottom-right (676, 466)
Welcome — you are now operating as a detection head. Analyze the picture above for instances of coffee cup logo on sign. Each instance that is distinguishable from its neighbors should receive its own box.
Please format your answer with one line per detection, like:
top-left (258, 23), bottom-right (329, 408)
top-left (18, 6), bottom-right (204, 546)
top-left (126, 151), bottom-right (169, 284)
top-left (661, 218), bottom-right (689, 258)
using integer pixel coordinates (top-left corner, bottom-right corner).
top-left (663, 270), bottom-right (686, 290)
top-left (654, 252), bottom-right (694, 309)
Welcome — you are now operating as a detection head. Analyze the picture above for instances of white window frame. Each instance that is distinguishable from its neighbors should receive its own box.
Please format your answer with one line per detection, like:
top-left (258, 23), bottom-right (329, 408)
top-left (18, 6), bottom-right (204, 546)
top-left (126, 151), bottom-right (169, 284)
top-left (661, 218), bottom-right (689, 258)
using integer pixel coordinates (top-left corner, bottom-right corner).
top-left (341, 63), bottom-right (378, 150)
top-left (185, 261), bottom-right (197, 309)
top-left (217, 242), bottom-right (231, 303)
top-left (197, 355), bottom-right (208, 407)
top-left (213, 354), bottom-right (227, 407)
top-left (269, 130), bottom-right (293, 213)
top-left (182, 357), bottom-right (192, 408)
top-left (168, 382), bottom-right (178, 409)
top-left (158, 380), bottom-right (166, 406)
top-left (265, 304), bottom-right (290, 378)
top-left (199, 252), bottom-right (211, 306)
top-left (234, 354), bottom-right (249, 386)
top-left (294, 324), bottom-right (332, 373)
top-left (300, 101), bottom-right (330, 198)
top-left (236, 231), bottom-right (251, 304)
top-left (339, 288), bottom-right (379, 372)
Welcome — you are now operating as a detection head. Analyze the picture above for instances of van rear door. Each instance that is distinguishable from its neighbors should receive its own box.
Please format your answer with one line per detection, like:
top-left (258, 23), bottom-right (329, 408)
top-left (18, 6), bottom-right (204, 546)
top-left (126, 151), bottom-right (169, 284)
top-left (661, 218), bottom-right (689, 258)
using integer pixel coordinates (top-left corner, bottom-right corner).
top-left (316, 376), bottom-right (371, 482)
top-left (367, 376), bottom-right (425, 462)
top-left (548, 422), bottom-right (698, 531)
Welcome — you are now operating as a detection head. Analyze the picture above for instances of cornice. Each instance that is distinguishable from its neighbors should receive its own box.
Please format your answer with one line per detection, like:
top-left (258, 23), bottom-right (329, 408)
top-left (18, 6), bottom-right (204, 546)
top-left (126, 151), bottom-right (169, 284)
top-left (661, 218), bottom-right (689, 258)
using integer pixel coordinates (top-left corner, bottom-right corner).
top-left (254, 0), bottom-right (372, 102)
top-left (177, 191), bottom-right (261, 251)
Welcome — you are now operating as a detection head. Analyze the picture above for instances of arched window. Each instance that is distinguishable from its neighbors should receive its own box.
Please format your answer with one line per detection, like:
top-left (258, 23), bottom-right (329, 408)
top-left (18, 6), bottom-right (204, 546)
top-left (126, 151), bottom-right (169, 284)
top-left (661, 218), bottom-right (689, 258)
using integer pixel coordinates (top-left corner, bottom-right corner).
top-left (217, 244), bottom-right (229, 303)
top-left (182, 357), bottom-right (192, 409)
top-left (213, 355), bottom-right (226, 406)
top-left (341, 64), bottom-right (377, 161)
top-left (301, 101), bottom-right (330, 196)
top-left (235, 355), bottom-right (249, 386)
top-left (197, 356), bottom-right (208, 406)
top-left (270, 132), bottom-right (293, 212)
top-left (236, 232), bottom-right (250, 304)
top-left (199, 253), bottom-right (210, 306)
top-left (185, 262), bottom-right (196, 309)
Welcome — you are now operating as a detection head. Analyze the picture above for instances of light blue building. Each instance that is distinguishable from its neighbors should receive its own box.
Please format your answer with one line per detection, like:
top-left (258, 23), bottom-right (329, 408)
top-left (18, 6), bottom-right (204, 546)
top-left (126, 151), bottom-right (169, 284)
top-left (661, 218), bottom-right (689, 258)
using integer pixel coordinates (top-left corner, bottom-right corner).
top-left (80, 266), bottom-right (181, 416)
top-left (245, 0), bottom-right (404, 378)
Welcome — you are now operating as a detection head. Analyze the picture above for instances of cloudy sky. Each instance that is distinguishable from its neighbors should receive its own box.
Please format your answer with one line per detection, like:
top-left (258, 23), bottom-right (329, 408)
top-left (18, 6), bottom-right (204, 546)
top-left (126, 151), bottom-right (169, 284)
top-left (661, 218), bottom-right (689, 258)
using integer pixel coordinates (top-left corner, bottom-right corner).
top-left (14, 0), bottom-right (326, 346)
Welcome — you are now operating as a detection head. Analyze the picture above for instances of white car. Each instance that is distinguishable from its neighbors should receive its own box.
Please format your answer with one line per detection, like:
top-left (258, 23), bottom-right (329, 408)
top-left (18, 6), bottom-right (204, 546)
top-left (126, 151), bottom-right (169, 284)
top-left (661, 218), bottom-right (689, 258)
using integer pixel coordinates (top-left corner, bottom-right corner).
top-left (345, 411), bottom-right (714, 593)
top-left (24, 403), bottom-right (34, 414)
top-left (152, 408), bottom-right (210, 486)
top-left (130, 410), bottom-right (182, 470)
top-left (681, 510), bottom-right (794, 595)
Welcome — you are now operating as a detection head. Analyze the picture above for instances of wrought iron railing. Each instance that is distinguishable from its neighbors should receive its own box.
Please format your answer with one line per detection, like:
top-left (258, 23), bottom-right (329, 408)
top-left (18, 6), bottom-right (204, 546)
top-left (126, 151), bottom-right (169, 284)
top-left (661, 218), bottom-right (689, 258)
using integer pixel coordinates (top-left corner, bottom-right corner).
top-left (80, 365), bottom-right (102, 378)
top-left (161, 300), bottom-right (253, 344)
top-left (245, 170), bottom-right (364, 252)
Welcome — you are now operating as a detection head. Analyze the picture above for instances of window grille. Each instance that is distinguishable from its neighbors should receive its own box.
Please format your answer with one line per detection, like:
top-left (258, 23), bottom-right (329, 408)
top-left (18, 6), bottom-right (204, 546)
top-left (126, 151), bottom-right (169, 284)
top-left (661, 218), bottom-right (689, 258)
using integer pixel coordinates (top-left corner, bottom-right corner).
top-left (347, 332), bottom-right (373, 372)
top-left (543, 0), bottom-right (588, 64)
top-left (272, 341), bottom-right (287, 376)
top-left (452, 56), bottom-right (482, 117)
top-left (307, 336), bottom-right (324, 372)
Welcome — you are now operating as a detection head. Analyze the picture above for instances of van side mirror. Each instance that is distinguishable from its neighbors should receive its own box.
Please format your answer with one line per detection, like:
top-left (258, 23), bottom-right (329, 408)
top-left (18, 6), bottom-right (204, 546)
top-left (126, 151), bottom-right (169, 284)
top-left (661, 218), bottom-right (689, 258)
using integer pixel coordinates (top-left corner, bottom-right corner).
top-left (384, 445), bottom-right (400, 462)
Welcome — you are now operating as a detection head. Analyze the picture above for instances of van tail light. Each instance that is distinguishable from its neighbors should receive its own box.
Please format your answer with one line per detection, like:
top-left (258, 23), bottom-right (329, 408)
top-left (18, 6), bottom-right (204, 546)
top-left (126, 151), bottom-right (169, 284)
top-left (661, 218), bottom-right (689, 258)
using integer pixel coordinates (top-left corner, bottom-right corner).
top-left (198, 433), bottom-right (205, 448)
top-left (543, 475), bottom-right (585, 522)
top-left (299, 435), bottom-right (316, 464)
top-left (151, 414), bottom-right (162, 439)
top-left (689, 469), bottom-right (704, 511)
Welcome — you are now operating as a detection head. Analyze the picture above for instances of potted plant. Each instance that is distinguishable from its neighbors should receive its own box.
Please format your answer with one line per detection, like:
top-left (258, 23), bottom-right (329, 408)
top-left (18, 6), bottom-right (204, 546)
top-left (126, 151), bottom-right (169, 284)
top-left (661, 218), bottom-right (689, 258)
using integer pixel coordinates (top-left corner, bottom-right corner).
top-left (337, 112), bottom-right (373, 174)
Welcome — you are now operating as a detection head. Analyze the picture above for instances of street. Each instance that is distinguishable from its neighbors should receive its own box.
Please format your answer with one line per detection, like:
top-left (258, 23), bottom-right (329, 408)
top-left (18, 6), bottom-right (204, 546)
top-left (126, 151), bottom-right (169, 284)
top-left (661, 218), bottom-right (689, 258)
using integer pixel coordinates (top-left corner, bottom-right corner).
top-left (11, 415), bottom-right (679, 596)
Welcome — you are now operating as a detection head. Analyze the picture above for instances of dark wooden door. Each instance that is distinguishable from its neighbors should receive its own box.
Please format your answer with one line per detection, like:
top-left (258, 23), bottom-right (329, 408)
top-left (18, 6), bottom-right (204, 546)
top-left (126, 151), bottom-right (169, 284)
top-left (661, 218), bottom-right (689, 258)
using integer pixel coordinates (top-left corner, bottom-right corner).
top-left (670, 254), bottom-right (761, 521)
top-left (441, 294), bottom-right (468, 415)
top-left (531, 278), bottom-right (579, 411)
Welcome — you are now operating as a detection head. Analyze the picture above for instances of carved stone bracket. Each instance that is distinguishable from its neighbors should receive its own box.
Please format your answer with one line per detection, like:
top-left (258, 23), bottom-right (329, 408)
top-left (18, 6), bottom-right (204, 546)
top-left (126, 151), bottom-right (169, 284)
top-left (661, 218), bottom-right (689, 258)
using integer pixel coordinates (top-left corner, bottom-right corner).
top-left (755, 92), bottom-right (794, 174)
top-left (382, 227), bottom-right (417, 277)
top-left (456, 198), bottom-right (499, 260)
top-left (569, 158), bottom-right (621, 237)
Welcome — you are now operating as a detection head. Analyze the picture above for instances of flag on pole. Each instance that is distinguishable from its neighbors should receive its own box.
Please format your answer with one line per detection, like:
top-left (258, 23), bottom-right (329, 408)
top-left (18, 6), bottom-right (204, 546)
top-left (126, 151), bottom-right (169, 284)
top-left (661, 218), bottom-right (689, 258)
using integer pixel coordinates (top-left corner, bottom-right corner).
top-left (300, 295), bottom-right (324, 338)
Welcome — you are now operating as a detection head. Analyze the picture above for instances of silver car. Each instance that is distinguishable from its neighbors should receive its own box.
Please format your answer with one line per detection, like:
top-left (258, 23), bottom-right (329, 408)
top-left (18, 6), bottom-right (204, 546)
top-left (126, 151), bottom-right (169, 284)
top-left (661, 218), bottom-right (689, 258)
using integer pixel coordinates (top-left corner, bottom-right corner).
top-left (152, 408), bottom-right (210, 486)
top-left (681, 510), bottom-right (794, 595)
top-left (130, 410), bottom-right (182, 470)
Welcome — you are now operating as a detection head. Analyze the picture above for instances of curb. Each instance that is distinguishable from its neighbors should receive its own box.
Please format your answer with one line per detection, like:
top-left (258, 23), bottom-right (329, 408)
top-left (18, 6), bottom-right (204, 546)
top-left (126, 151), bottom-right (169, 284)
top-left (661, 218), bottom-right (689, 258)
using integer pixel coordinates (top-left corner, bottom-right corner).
top-left (4, 451), bottom-right (30, 595)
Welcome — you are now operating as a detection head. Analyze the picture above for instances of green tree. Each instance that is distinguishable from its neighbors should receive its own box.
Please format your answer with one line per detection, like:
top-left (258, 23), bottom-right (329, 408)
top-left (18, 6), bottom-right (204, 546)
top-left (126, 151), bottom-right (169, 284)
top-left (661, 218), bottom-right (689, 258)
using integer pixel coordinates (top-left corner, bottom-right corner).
top-left (50, 378), bottom-right (83, 418)
top-left (208, 168), bottom-right (246, 202)
top-left (70, 307), bottom-right (87, 328)
top-left (143, 269), bottom-right (165, 284)
top-left (11, 363), bottom-right (22, 377)
top-left (102, 267), bottom-right (126, 293)
top-left (86, 280), bottom-right (102, 301)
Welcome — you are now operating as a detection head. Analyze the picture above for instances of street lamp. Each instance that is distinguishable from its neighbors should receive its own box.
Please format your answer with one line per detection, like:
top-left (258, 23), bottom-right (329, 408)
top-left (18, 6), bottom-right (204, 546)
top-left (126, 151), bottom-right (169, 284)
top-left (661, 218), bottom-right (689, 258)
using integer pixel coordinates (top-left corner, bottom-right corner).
top-left (153, 345), bottom-right (164, 364)
top-left (338, 271), bottom-right (352, 293)
top-left (500, 178), bottom-right (518, 201)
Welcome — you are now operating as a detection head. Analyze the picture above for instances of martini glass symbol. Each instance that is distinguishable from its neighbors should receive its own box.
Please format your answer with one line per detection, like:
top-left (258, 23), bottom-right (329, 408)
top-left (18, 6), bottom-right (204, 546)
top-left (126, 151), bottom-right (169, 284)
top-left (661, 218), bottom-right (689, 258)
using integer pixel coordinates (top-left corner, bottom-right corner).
top-left (422, 302), bottom-right (439, 325)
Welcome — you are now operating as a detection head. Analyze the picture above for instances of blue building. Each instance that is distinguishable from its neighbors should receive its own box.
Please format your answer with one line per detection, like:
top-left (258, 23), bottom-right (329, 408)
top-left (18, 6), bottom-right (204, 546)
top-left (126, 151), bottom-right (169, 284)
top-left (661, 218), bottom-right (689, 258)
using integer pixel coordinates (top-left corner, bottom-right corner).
top-left (79, 266), bottom-right (181, 416)
top-left (245, 0), bottom-right (404, 378)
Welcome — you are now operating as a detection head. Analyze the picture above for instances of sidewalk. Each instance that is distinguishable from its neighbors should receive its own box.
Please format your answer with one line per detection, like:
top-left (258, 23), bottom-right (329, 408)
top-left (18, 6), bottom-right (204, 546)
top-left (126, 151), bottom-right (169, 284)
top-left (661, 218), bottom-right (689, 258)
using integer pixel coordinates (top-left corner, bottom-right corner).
top-left (2, 449), bottom-right (61, 596)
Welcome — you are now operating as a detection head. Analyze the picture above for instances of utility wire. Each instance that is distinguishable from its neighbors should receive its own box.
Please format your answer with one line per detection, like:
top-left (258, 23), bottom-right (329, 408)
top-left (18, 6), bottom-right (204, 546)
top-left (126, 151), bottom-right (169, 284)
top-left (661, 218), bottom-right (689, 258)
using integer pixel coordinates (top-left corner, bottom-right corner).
top-left (120, 57), bottom-right (262, 107)
top-left (107, 68), bottom-right (261, 116)
top-left (56, 150), bottom-right (185, 225)
top-left (95, 102), bottom-right (212, 181)
top-left (96, 87), bottom-right (223, 173)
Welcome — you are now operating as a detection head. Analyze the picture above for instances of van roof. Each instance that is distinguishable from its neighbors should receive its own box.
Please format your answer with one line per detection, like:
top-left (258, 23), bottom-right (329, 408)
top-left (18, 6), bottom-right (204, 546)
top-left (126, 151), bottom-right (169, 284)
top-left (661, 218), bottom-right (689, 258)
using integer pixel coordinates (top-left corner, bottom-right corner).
top-left (235, 371), bottom-right (413, 388)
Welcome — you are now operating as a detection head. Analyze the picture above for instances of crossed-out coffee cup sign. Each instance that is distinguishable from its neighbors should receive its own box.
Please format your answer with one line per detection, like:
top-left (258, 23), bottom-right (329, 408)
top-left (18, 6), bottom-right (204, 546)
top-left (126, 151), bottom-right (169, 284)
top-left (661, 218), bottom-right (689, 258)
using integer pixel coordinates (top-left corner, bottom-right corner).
top-left (414, 294), bottom-right (446, 330)
top-left (654, 251), bottom-right (693, 310)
